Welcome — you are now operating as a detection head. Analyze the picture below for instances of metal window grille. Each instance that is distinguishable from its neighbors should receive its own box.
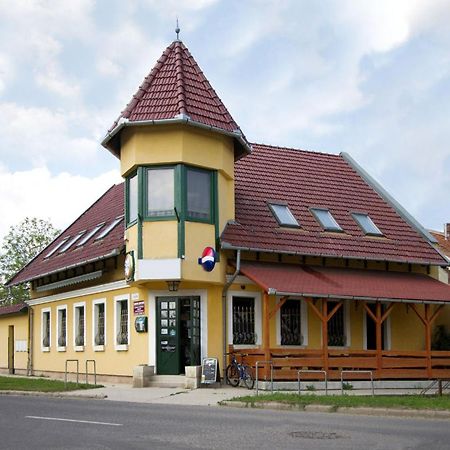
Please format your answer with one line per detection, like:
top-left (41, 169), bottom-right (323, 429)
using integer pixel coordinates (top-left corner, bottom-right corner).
top-left (95, 304), bottom-right (105, 346)
top-left (43, 312), bottom-right (50, 347)
top-left (328, 301), bottom-right (345, 346)
top-left (76, 307), bottom-right (85, 346)
top-left (281, 300), bottom-right (302, 345)
top-left (58, 310), bottom-right (66, 347)
top-left (233, 297), bottom-right (256, 345)
top-left (117, 301), bottom-right (128, 345)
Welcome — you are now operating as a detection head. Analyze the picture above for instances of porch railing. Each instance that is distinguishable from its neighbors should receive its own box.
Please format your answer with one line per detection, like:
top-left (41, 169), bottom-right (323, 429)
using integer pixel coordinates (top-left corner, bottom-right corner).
top-left (228, 346), bottom-right (450, 380)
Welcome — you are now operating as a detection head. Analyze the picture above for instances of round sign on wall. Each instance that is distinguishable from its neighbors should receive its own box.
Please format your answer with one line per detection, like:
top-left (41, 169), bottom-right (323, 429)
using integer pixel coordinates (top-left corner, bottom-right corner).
top-left (198, 247), bottom-right (217, 272)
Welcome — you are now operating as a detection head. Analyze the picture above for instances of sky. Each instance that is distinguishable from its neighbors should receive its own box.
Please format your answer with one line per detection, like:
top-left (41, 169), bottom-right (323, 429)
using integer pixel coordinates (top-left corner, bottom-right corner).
top-left (0, 0), bottom-right (449, 243)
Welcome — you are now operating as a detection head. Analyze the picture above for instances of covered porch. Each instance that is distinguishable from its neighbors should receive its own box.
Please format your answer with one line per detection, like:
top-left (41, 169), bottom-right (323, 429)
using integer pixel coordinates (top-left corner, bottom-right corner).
top-left (230, 262), bottom-right (450, 381)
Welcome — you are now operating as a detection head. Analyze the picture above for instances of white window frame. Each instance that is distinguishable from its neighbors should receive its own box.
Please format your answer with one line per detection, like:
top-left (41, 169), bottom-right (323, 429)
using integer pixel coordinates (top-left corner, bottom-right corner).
top-left (322, 300), bottom-right (351, 348)
top-left (276, 297), bottom-right (308, 347)
top-left (92, 298), bottom-right (106, 352)
top-left (56, 305), bottom-right (67, 352)
top-left (114, 294), bottom-right (130, 351)
top-left (73, 301), bottom-right (86, 351)
top-left (227, 291), bottom-right (262, 348)
top-left (41, 307), bottom-right (51, 352)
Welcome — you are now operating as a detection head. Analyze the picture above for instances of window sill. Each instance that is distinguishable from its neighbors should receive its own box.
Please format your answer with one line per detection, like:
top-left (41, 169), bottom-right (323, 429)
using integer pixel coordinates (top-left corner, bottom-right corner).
top-left (42, 347), bottom-right (50, 353)
top-left (231, 344), bottom-right (260, 349)
top-left (74, 345), bottom-right (85, 352)
top-left (115, 344), bottom-right (128, 351)
top-left (94, 345), bottom-right (105, 352)
top-left (57, 346), bottom-right (66, 352)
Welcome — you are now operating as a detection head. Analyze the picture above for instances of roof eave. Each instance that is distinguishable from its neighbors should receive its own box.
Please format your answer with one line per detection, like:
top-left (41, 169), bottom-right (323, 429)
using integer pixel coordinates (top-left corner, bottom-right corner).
top-left (101, 117), bottom-right (252, 160)
top-left (6, 247), bottom-right (123, 287)
top-left (220, 241), bottom-right (447, 267)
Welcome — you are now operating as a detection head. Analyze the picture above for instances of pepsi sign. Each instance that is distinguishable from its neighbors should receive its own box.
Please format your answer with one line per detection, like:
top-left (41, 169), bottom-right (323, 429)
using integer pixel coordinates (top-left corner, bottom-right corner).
top-left (198, 247), bottom-right (217, 272)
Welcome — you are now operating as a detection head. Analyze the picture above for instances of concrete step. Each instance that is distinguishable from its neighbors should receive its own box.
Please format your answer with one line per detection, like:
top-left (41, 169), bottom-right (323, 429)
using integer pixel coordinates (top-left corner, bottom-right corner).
top-left (147, 375), bottom-right (185, 388)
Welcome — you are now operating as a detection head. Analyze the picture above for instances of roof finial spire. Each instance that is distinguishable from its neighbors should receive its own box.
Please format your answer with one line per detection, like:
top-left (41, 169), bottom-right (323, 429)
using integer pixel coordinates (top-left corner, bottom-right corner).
top-left (175, 18), bottom-right (180, 41)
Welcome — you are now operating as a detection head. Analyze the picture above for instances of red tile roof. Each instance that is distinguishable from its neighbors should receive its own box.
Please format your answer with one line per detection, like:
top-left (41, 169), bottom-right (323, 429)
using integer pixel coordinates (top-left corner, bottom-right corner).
top-left (7, 184), bottom-right (125, 286)
top-left (240, 262), bottom-right (450, 302)
top-left (430, 230), bottom-right (450, 260)
top-left (0, 302), bottom-right (28, 316)
top-left (221, 144), bottom-right (446, 265)
top-left (105, 40), bottom-right (249, 157)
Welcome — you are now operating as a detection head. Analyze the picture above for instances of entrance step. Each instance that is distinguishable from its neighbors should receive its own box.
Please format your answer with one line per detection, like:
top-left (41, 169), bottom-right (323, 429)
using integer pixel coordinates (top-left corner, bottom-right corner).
top-left (147, 375), bottom-right (185, 388)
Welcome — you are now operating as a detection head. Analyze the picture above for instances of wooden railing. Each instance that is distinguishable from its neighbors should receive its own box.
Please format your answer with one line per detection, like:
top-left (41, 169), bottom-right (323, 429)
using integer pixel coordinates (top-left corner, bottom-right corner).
top-left (228, 346), bottom-right (450, 380)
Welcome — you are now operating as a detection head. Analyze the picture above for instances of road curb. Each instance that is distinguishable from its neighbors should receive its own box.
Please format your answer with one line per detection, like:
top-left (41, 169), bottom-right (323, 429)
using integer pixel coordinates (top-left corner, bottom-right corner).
top-left (0, 390), bottom-right (107, 400)
top-left (219, 400), bottom-right (450, 419)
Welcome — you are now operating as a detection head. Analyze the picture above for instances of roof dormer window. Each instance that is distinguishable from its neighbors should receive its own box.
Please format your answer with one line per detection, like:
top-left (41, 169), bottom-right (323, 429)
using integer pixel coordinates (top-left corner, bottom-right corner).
top-left (352, 213), bottom-right (383, 236)
top-left (310, 208), bottom-right (342, 232)
top-left (44, 238), bottom-right (69, 258)
top-left (59, 231), bottom-right (85, 253)
top-left (95, 216), bottom-right (123, 241)
top-left (268, 203), bottom-right (300, 228)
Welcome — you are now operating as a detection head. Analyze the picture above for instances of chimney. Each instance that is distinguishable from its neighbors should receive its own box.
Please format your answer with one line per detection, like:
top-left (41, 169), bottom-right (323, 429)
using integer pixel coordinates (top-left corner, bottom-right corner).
top-left (445, 223), bottom-right (450, 241)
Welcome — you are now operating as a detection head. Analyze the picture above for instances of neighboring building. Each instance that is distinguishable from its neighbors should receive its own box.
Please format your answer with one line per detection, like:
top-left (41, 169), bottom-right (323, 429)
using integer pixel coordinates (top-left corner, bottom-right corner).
top-left (3, 39), bottom-right (450, 382)
top-left (430, 224), bottom-right (450, 271)
top-left (0, 303), bottom-right (28, 375)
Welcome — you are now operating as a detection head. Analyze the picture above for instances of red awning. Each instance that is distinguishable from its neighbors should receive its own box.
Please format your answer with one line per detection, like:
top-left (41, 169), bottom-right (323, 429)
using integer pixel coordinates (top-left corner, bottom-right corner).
top-left (239, 262), bottom-right (450, 303)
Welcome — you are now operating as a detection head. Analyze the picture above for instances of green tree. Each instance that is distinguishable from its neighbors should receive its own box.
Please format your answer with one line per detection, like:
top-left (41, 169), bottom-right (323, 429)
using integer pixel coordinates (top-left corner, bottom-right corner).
top-left (0, 217), bottom-right (60, 304)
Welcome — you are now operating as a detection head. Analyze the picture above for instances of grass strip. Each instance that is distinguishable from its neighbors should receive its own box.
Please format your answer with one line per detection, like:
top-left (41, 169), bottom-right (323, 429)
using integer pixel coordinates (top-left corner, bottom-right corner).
top-left (0, 375), bottom-right (102, 392)
top-left (229, 392), bottom-right (450, 411)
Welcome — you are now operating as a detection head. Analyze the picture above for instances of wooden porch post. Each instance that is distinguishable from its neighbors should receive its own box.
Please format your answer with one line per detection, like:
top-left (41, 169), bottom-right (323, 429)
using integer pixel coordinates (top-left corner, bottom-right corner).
top-left (375, 301), bottom-right (382, 375)
top-left (263, 292), bottom-right (271, 378)
top-left (410, 303), bottom-right (444, 379)
top-left (322, 299), bottom-right (329, 373)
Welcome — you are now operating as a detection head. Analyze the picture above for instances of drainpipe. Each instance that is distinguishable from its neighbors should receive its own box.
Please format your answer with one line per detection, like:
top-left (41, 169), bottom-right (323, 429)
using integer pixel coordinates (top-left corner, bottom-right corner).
top-left (27, 307), bottom-right (33, 376)
top-left (221, 249), bottom-right (241, 381)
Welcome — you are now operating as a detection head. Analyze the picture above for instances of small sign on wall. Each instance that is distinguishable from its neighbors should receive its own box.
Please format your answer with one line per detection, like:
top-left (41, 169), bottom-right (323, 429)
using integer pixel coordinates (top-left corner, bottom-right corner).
top-left (15, 340), bottom-right (27, 352)
top-left (133, 300), bottom-right (145, 315)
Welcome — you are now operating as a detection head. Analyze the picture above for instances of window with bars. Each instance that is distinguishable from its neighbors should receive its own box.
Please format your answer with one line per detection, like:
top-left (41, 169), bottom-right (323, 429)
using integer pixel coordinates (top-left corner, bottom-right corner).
top-left (94, 303), bottom-right (105, 346)
top-left (58, 308), bottom-right (67, 348)
top-left (327, 301), bottom-right (346, 346)
top-left (232, 297), bottom-right (256, 345)
top-left (280, 300), bottom-right (303, 345)
top-left (42, 310), bottom-right (50, 348)
top-left (116, 300), bottom-right (129, 345)
top-left (75, 305), bottom-right (85, 347)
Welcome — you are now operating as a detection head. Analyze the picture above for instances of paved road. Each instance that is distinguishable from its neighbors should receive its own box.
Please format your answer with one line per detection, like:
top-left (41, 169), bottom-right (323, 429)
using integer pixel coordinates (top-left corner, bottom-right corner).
top-left (1, 395), bottom-right (449, 449)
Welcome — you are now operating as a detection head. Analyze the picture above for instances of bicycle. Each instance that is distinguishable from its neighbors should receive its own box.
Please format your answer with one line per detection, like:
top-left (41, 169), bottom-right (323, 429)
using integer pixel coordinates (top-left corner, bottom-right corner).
top-left (225, 352), bottom-right (255, 389)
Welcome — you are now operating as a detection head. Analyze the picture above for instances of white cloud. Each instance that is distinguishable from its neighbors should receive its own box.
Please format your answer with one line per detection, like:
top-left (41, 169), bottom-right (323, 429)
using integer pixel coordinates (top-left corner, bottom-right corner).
top-left (0, 166), bottom-right (121, 240)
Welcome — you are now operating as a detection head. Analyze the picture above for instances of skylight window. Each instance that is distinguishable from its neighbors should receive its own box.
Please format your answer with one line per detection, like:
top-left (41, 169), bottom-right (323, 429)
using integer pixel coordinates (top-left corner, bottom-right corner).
top-left (310, 208), bottom-right (343, 232)
top-left (95, 216), bottom-right (123, 241)
top-left (59, 231), bottom-right (85, 253)
top-left (268, 203), bottom-right (300, 228)
top-left (44, 238), bottom-right (69, 258)
top-left (76, 223), bottom-right (104, 247)
top-left (352, 213), bottom-right (383, 236)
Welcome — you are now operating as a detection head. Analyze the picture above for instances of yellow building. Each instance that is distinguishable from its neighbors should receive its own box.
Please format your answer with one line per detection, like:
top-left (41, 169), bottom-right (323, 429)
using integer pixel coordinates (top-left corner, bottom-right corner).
top-left (4, 38), bottom-right (450, 383)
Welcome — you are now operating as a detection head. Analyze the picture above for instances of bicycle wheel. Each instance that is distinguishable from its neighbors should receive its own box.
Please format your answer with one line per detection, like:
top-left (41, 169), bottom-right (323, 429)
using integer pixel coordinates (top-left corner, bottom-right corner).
top-left (226, 364), bottom-right (240, 387)
top-left (243, 365), bottom-right (254, 390)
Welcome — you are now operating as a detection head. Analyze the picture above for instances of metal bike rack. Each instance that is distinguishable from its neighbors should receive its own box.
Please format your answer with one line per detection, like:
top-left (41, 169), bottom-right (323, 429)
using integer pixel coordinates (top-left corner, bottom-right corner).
top-left (340, 370), bottom-right (374, 396)
top-left (297, 370), bottom-right (328, 395)
top-left (65, 359), bottom-right (79, 388)
top-left (85, 359), bottom-right (97, 386)
top-left (255, 360), bottom-right (273, 396)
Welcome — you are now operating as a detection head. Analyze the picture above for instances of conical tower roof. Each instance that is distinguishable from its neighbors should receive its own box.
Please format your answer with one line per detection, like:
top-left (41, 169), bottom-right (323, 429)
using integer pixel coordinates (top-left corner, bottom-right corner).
top-left (102, 40), bottom-right (250, 159)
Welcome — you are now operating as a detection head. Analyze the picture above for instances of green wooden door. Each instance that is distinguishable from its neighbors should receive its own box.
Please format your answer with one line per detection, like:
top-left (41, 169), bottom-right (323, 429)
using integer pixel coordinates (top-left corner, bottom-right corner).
top-left (156, 296), bottom-right (201, 374)
top-left (156, 297), bottom-right (181, 375)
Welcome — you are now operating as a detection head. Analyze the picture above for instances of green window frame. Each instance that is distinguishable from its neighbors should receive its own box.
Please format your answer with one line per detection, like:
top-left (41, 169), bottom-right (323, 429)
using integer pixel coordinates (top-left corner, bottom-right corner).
top-left (185, 166), bottom-right (215, 224)
top-left (125, 171), bottom-right (138, 226)
top-left (144, 166), bottom-right (176, 220)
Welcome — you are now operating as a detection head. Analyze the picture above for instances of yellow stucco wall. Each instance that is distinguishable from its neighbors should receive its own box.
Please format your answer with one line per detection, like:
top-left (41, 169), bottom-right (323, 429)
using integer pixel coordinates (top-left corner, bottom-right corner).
top-left (31, 286), bottom-right (149, 377)
top-left (120, 125), bottom-right (235, 180)
top-left (142, 221), bottom-right (178, 259)
top-left (0, 312), bottom-right (28, 372)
